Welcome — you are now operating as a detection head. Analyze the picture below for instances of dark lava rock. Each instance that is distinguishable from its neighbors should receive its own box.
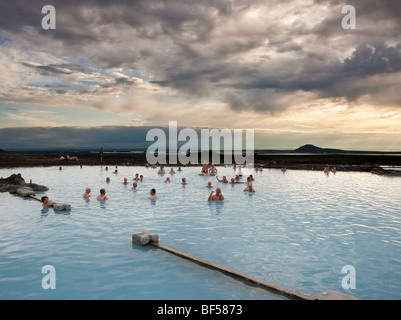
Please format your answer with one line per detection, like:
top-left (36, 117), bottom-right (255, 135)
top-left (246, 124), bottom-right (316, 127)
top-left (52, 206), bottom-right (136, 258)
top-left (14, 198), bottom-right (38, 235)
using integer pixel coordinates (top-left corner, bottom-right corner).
top-left (0, 174), bottom-right (49, 193)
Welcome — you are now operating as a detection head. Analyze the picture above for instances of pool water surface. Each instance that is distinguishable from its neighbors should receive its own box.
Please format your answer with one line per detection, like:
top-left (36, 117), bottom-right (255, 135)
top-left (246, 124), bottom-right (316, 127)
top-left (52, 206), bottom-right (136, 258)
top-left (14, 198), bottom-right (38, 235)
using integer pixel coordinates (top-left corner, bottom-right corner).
top-left (0, 166), bottom-right (400, 300)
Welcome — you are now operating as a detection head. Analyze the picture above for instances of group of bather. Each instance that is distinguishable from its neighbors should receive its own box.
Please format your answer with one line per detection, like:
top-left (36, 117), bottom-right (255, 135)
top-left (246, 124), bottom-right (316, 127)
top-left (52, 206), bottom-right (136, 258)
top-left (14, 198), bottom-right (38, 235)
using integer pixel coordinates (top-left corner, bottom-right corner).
top-left (80, 164), bottom-right (255, 205)
top-left (43, 162), bottom-right (338, 207)
top-left (42, 163), bottom-right (258, 207)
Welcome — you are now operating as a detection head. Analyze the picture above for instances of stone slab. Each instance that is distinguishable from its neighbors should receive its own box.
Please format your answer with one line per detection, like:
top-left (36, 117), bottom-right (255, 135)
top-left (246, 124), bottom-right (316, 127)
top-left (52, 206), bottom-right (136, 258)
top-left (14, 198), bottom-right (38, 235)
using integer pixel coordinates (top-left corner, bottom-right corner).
top-left (318, 290), bottom-right (361, 300)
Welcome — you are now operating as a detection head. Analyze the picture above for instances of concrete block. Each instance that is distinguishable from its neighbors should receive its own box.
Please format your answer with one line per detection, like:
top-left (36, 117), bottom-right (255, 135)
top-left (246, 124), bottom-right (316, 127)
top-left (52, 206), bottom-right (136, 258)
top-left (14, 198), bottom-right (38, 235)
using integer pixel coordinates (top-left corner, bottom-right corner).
top-left (54, 203), bottom-right (71, 211)
top-left (16, 187), bottom-right (36, 197)
top-left (132, 231), bottom-right (159, 246)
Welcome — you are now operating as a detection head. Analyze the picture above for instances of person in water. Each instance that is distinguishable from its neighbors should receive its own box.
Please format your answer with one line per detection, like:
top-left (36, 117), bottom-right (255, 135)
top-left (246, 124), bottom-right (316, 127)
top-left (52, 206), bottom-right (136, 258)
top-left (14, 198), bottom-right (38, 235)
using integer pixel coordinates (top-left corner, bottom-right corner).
top-left (148, 188), bottom-right (158, 199)
top-left (106, 177), bottom-right (111, 183)
top-left (41, 196), bottom-right (56, 207)
top-left (216, 175), bottom-right (228, 183)
top-left (206, 181), bottom-right (213, 188)
top-left (83, 188), bottom-right (91, 198)
top-left (134, 173), bottom-right (140, 181)
top-left (123, 178), bottom-right (129, 185)
top-left (209, 164), bottom-right (218, 174)
top-left (208, 188), bottom-right (224, 201)
top-left (229, 178), bottom-right (238, 184)
top-left (243, 177), bottom-right (255, 192)
top-left (132, 182), bottom-right (138, 190)
top-left (170, 168), bottom-right (175, 174)
top-left (182, 178), bottom-right (187, 185)
top-left (165, 177), bottom-right (171, 183)
top-left (139, 175), bottom-right (144, 181)
top-left (158, 166), bottom-right (165, 174)
top-left (97, 189), bottom-right (108, 200)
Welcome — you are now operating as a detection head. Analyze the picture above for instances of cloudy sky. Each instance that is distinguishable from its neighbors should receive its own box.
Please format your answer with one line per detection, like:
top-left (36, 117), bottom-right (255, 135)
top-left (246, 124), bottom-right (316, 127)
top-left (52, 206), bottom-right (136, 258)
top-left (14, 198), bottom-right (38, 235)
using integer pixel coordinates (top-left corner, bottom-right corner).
top-left (0, 0), bottom-right (400, 150)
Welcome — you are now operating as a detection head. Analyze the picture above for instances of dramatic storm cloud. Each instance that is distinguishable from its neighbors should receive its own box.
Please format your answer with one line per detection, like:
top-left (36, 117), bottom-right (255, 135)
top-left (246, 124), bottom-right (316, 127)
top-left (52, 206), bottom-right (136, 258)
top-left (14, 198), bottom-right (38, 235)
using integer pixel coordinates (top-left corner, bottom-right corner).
top-left (0, 0), bottom-right (400, 150)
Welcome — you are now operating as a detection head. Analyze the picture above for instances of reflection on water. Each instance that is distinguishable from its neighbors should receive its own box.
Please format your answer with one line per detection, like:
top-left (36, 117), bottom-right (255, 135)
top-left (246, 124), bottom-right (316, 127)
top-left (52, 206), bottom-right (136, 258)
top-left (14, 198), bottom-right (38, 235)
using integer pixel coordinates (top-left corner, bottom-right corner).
top-left (98, 199), bottom-right (107, 210)
top-left (41, 207), bottom-right (50, 216)
top-left (208, 201), bottom-right (224, 215)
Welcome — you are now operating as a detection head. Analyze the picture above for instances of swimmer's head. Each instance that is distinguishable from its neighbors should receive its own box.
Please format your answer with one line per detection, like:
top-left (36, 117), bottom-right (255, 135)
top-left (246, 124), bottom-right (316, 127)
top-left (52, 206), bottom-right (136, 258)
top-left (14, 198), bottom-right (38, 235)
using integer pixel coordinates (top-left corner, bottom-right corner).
top-left (100, 189), bottom-right (106, 195)
top-left (150, 188), bottom-right (156, 195)
top-left (41, 196), bottom-right (49, 203)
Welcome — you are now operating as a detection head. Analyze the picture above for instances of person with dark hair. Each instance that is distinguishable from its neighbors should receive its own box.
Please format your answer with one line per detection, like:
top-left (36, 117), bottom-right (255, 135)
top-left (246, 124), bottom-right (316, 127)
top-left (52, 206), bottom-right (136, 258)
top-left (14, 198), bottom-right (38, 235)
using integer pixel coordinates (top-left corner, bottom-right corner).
top-left (97, 189), bottom-right (108, 200)
top-left (148, 188), bottom-right (158, 199)
top-left (41, 196), bottom-right (56, 207)
top-left (243, 177), bottom-right (256, 192)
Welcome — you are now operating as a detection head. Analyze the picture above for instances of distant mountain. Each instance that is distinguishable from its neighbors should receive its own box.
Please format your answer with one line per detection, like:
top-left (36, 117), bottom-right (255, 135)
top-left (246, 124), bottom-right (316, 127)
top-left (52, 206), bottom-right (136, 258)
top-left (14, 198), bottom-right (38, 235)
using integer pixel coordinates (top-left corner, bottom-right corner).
top-left (0, 149), bottom-right (6, 154)
top-left (294, 144), bottom-right (346, 153)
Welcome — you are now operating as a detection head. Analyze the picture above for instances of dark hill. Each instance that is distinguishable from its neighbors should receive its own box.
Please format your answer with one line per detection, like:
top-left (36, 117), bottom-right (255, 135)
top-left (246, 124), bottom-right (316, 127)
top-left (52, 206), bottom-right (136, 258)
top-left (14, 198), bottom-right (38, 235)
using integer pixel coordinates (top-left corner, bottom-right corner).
top-left (0, 149), bottom-right (6, 153)
top-left (294, 144), bottom-right (345, 153)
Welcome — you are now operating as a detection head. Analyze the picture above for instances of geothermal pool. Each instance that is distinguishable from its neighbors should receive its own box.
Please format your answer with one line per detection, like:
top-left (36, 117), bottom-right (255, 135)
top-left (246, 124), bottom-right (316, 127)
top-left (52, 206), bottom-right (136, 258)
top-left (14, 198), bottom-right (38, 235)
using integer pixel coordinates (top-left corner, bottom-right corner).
top-left (0, 166), bottom-right (400, 299)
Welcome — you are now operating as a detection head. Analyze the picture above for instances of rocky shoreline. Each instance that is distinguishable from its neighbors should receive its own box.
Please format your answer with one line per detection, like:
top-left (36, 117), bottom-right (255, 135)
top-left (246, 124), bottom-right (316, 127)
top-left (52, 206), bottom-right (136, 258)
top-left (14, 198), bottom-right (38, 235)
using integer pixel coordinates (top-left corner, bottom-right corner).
top-left (0, 174), bottom-right (49, 194)
top-left (1, 151), bottom-right (401, 176)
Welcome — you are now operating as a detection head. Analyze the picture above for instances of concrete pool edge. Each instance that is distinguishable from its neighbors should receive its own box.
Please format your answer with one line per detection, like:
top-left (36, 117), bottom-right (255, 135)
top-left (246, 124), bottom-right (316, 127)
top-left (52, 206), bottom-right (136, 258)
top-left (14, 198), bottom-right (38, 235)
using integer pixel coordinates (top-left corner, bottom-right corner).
top-left (153, 242), bottom-right (314, 300)
top-left (132, 232), bottom-right (314, 300)
top-left (132, 231), bottom-right (361, 300)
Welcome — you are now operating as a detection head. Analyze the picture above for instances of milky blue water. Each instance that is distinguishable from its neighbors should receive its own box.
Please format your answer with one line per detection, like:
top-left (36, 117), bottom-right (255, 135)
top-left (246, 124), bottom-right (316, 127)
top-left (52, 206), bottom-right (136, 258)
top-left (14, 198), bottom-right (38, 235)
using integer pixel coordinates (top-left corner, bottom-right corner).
top-left (1, 166), bottom-right (400, 300)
